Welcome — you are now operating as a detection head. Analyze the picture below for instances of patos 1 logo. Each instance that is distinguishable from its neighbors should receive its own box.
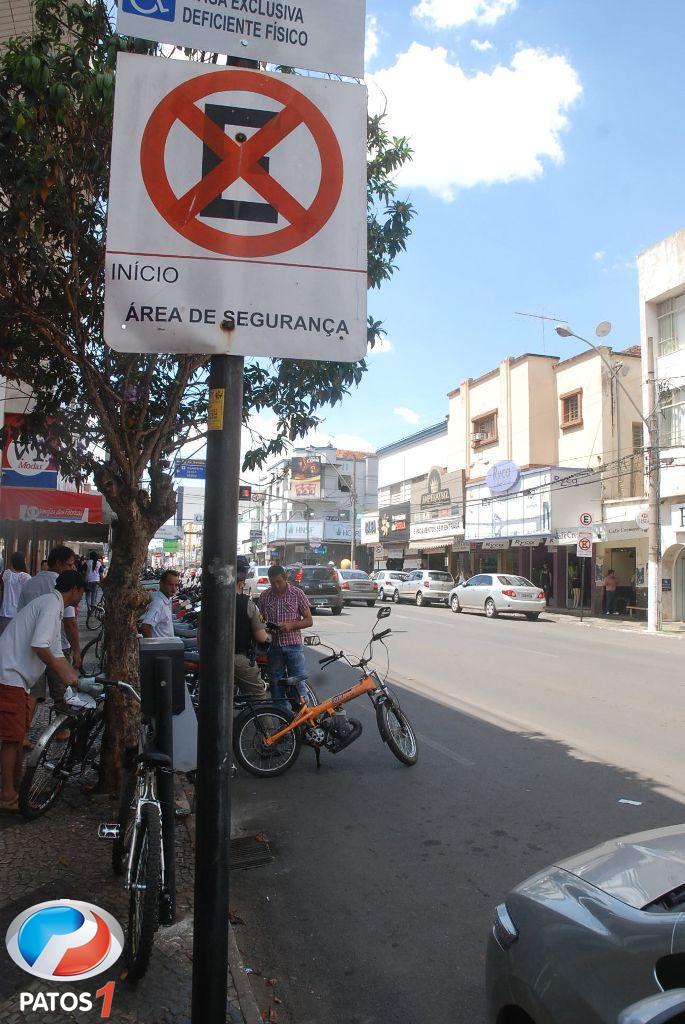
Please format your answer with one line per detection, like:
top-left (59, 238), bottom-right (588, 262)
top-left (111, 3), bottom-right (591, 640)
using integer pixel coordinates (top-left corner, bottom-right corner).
top-left (5, 900), bottom-right (122, 1016)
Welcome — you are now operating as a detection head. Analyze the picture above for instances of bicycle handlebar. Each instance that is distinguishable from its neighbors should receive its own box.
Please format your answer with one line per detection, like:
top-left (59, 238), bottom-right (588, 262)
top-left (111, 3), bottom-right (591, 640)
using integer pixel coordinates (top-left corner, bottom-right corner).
top-left (98, 678), bottom-right (141, 703)
top-left (373, 628), bottom-right (391, 640)
top-left (318, 653), bottom-right (341, 667)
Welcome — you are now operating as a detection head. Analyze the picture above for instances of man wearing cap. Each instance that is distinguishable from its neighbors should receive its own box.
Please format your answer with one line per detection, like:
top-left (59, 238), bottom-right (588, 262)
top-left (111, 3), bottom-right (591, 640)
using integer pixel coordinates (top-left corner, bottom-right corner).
top-left (0, 570), bottom-right (85, 811)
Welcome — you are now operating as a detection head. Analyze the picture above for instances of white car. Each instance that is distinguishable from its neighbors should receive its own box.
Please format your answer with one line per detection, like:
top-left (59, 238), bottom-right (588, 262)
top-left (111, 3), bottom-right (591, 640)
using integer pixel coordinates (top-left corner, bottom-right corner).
top-left (449, 573), bottom-right (546, 620)
top-left (243, 565), bottom-right (271, 599)
top-left (371, 570), bottom-right (408, 602)
top-left (396, 569), bottom-right (454, 607)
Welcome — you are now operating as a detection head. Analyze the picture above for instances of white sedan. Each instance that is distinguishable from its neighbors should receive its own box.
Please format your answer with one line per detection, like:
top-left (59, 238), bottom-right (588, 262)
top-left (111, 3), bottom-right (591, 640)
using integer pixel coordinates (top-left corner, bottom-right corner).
top-left (448, 573), bottom-right (546, 620)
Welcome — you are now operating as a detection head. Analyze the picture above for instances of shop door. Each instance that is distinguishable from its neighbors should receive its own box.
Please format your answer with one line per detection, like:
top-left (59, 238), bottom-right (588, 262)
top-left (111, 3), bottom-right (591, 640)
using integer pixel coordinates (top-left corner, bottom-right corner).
top-left (675, 550), bottom-right (685, 621)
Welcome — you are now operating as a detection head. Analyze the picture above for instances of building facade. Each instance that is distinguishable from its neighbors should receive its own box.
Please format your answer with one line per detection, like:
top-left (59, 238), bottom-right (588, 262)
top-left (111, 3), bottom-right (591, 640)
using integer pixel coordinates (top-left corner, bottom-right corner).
top-left (638, 227), bottom-right (685, 622)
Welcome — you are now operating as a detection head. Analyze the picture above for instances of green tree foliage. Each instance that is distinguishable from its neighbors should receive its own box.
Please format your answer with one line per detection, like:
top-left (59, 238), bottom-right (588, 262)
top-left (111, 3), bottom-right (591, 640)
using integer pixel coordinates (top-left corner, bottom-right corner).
top-left (0, 0), bottom-right (414, 785)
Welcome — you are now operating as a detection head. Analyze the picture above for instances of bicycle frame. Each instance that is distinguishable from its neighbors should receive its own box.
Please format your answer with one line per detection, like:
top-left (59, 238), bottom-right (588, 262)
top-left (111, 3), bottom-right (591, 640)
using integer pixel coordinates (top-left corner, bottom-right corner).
top-left (125, 768), bottom-right (165, 893)
top-left (264, 674), bottom-right (379, 747)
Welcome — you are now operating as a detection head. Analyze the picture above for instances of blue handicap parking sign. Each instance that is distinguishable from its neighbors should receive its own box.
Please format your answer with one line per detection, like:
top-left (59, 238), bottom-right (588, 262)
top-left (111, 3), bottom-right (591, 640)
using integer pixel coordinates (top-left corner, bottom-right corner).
top-left (121, 0), bottom-right (175, 23)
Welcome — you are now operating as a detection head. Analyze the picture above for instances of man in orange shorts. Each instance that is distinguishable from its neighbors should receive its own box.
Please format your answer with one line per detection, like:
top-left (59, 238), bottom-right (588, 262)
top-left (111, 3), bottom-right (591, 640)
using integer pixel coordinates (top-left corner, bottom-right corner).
top-left (0, 570), bottom-right (84, 811)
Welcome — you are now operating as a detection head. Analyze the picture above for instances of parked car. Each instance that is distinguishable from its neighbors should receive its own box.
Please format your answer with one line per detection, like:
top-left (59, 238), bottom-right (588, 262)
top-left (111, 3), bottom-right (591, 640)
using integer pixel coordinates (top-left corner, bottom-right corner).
top-left (449, 573), bottom-right (546, 620)
top-left (338, 569), bottom-right (378, 607)
top-left (243, 565), bottom-right (270, 599)
top-left (371, 570), bottom-right (409, 603)
top-left (396, 569), bottom-right (454, 606)
top-left (286, 564), bottom-right (343, 615)
top-left (486, 823), bottom-right (685, 1024)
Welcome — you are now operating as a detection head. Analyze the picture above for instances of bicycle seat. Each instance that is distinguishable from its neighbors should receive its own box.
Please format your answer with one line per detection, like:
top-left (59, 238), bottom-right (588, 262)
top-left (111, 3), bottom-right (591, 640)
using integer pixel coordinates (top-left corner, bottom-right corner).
top-left (137, 751), bottom-right (172, 768)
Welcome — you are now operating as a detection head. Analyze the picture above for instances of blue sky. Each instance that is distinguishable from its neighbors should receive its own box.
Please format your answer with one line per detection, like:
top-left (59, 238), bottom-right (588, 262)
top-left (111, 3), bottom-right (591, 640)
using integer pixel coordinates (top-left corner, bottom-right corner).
top-left (287, 0), bottom-right (685, 455)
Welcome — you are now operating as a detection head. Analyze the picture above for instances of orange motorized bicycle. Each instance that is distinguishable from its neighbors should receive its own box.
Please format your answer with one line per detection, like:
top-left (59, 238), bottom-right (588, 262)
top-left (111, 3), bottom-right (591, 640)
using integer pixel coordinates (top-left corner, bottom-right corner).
top-left (232, 607), bottom-right (418, 777)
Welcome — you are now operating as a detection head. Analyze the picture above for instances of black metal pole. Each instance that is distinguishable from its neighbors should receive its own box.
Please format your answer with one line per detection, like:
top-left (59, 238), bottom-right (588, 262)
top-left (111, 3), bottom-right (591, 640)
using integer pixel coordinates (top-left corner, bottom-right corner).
top-left (155, 655), bottom-right (175, 926)
top-left (191, 354), bottom-right (244, 1024)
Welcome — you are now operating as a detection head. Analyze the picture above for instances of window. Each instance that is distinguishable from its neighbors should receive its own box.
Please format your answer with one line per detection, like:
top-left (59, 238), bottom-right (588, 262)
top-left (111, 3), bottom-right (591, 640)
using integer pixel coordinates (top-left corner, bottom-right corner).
top-left (338, 474), bottom-right (352, 492)
top-left (471, 410), bottom-right (498, 448)
top-left (632, 422), bottom-right (644, 453)
top-left (560, 389), bottom-right (583, 428)
top-left (428, 572), bottom-right (454, 582)
top-left (657, 292), bottom-right (685, 356)
top-left (662, 389), bottom-right (685, 447)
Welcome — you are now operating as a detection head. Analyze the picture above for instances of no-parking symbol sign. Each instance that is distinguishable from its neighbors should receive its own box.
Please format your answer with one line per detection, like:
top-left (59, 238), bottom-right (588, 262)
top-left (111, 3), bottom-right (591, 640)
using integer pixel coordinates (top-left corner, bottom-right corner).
top-left (104, 53), bottom-right (367, 360)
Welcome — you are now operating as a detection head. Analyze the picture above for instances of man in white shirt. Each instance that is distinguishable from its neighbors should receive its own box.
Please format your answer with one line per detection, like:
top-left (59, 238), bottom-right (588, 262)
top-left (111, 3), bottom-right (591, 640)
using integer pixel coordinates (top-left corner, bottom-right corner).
top-left (0, 571), bottom-right (84, 810)
top-left (140, 570), bottom-right (180, 639)
top-left (17, 546), bottom-right (82, 689)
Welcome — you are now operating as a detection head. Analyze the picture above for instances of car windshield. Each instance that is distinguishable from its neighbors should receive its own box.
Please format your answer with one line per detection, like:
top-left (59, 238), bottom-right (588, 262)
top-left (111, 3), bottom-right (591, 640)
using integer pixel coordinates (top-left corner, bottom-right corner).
top-left (428, 572), bottom-right (453, 582)
top-left (342, 570), bottom-right (369, 579)
top-left (497, 575), bottom-right (533, 587)
top-left (389, 573), bottom-right (407, 580)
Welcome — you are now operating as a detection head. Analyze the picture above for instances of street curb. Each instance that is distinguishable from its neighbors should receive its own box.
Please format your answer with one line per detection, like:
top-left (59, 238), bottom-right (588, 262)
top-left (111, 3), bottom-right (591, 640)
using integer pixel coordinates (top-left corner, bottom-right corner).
top-left (229, 926), bottom-right (262, 1024)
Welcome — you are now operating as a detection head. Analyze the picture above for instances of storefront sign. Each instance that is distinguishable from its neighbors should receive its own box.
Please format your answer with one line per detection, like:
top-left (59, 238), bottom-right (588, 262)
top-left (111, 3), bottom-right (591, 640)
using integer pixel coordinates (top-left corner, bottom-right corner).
top-left (511, 538), bottom-right (545, 547)
top-left (379, 503), bottom-right (410, 543)
top-left (361, 513), bottom-right (379, 545)
top-left (672, 505), bottom-right (685, 530)
top-left (420, 468), bottom-right (451, 509)
top-left (663, 578), bottom-right (672, 592)
top-left (482, 539), bottom-right (510, 550)
top-left (155, 525), bottom-right (183, 539)
top-left (1, 413), bottom-right (58, 489)
top-left (452, 541), bottom-right (470, 553)
top-left (0, 487), bottom-right (103, 524)
top-left (409, 516), bottom-right (463, 544)
top-left (486, 461), bottom-right (520, 495)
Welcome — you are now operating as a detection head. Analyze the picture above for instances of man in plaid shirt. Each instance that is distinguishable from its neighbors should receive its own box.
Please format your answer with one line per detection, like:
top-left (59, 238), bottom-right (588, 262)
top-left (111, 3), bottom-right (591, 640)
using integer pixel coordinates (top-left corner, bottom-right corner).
top-left (258, 565), bottom-right (313, 706)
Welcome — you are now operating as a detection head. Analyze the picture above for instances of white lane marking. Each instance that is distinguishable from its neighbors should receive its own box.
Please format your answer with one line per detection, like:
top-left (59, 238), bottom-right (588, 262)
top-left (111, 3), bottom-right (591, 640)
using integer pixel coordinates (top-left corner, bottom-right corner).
top-left (416, 733), bottom-right (475, 767)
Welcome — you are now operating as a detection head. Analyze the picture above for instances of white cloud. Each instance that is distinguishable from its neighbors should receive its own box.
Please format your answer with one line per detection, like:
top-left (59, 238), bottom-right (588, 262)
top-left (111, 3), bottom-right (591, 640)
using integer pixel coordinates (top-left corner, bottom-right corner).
top-left (365, 14), bottom-right (380, 66)
top-left (592, 250), bottom-right (606, 261)
top-left (394, 406), bottom-right (421, 424)
top-left (368, 43), bottom-right (582, 201)
top-left (412, 0), bottom-right (517, 29)
top-left (367, 335), bottom-right (393, 355)
top-left (470, 38), bottom-right (494, 51)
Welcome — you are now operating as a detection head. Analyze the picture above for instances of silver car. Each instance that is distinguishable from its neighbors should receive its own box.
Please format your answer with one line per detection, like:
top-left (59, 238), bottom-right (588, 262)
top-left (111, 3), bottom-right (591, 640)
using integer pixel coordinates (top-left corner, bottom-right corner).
top-left (487, 824), bottom-right (685, 1024)
top-left (339, 569), bottom-right (378, 606)
top-left (243, 565), bottom-right (271, 599)
top-left (396, 569), bottom-right (454, 606)
top-left (449, 573), bottom-right (546, 620)
top-left (371, 570), bottom-right (408, 603)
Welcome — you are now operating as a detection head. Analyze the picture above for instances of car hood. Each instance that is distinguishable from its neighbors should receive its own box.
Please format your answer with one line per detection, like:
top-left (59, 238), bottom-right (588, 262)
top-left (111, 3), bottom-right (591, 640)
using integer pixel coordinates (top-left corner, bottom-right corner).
top-left (555, 824), bottom-right (685, 909)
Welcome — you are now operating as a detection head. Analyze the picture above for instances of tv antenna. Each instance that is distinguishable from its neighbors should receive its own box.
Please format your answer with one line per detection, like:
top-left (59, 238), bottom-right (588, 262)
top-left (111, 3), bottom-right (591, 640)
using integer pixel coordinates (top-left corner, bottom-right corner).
top-left (514, 311), bottom-right (563, 354)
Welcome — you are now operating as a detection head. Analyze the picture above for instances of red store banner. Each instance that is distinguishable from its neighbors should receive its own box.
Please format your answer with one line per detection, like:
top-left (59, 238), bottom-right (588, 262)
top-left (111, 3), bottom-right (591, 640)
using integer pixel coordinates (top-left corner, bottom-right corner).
top-left (0, 487), bottom-right (103, 524)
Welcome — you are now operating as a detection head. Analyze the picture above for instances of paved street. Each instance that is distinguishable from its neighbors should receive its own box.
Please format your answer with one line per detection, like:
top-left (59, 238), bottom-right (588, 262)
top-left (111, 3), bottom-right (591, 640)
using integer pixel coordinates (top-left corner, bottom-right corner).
top-left (231, 604), bottom-right (685, 1024)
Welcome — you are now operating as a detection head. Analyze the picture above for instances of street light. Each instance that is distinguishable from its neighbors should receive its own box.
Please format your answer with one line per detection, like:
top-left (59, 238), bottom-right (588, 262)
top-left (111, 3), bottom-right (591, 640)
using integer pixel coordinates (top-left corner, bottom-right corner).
top-left (554, 321), bottom-right (660, 634)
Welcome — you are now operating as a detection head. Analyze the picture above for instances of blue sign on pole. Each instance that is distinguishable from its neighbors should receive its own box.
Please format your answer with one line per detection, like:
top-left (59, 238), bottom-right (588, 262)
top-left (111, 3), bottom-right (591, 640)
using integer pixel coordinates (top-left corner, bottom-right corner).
top-left (175, 460), bottom-right (206, 480)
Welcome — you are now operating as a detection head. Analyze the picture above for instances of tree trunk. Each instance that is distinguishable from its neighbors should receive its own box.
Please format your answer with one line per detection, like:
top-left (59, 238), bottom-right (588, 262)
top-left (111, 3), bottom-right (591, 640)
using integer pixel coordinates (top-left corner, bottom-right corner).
top-left (98, 513), bottom-right (154, 795)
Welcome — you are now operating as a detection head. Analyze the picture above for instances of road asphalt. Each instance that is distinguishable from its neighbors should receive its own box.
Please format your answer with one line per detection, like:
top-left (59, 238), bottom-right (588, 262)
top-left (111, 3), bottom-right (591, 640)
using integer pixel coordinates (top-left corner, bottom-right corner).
top-left (230, 602), bottom-right (685, 1024)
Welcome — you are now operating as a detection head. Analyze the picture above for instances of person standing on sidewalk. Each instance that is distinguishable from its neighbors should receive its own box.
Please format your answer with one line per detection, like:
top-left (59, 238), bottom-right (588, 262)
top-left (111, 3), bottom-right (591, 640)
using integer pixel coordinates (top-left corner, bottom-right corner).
top-left (0, 570), bottom-right (84, 811)
top-left (17, 547), bottom-right (82, 705)
top-left (257, 565), bottom-right (312, 706)
top-left (0, 553), bottom-right (31, 637)
top-left (603, 568), bottom-right (619, 615)
top-left (84, 550), bottom-right (102, 609)
top-left (140, 570), bottom-right (180, 638)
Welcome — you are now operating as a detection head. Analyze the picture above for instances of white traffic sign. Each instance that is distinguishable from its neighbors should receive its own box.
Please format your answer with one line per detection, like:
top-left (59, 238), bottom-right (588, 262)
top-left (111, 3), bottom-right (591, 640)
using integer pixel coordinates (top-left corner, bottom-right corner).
top-left (579, 512), bottom-right (593, 526)
top-left (104, 53), bottom-right (367, 361)
top-left (116, 0), bottom-right (366, 85)
top-left (576, 530), bottom-right (593, 557)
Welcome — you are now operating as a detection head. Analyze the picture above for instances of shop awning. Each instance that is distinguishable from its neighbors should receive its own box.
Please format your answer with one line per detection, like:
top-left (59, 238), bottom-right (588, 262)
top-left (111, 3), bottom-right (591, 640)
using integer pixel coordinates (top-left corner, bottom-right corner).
top-left (408, 540), bottom-right (451, 553)
top-left (0, 487), bottom-right (103, 524)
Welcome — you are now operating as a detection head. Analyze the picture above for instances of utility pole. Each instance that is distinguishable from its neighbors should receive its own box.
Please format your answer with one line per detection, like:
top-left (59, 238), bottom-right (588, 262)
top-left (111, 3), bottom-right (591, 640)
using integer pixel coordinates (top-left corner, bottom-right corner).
top-left (646, 335), bottom-right (661, 634)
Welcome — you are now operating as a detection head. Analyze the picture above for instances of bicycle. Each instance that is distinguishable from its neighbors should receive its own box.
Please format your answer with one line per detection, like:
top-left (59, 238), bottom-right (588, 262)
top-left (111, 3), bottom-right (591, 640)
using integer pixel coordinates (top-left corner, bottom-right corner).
top-left (86, 592), bottom-right (105, 631)
top-left (232, 607), bottom-right (418, 777)
top-left (101, 679), bottom-right (174, 981)
top-left (81, 623), bottom-right (105, 676)
top-left (18, 678), bottom-right (125, 820)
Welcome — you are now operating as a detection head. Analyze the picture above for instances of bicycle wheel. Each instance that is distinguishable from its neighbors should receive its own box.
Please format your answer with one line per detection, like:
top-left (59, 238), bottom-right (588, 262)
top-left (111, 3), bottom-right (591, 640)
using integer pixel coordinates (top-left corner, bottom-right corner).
top-left (19, 719), bottom-right (76, 819)
top-left (86, 605), bottom-right (104, 631)
top-left (125, 804), bottom-right (162, 981)
top-left (112, 768), bottom-right (139, 876)
top-left (376, 701), bottom-right (418, 766)
top-left (81, 633), bottom-right (104, 676)
top-left (233, 705), bottom-right (301, 777)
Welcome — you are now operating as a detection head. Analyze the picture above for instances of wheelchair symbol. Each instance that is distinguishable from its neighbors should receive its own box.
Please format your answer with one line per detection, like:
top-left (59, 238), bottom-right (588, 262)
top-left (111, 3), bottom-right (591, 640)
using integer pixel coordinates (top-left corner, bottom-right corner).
top-left (121, 0), bottom-right (175, 23)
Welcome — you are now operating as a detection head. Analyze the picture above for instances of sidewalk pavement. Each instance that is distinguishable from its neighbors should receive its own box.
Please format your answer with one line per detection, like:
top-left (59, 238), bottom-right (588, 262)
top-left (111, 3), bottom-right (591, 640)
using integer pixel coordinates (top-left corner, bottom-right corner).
top-left (0, 608), bottom-right (262, 1024)
top-left (543, 606), bottom-right (684, 637)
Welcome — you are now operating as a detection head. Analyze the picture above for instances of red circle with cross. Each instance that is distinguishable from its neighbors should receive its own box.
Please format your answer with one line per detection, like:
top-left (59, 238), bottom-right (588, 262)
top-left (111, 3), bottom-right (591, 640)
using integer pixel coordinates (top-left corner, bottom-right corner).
top-left (578, 536), bottom-right (591, 552)
top-left (140, 69), bottom-right (344, 258)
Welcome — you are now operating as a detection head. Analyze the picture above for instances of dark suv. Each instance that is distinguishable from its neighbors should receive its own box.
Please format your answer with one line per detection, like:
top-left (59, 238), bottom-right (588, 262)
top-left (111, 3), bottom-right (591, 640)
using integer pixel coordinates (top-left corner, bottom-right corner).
top-left (287, 564), bottom-right (344, 615)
